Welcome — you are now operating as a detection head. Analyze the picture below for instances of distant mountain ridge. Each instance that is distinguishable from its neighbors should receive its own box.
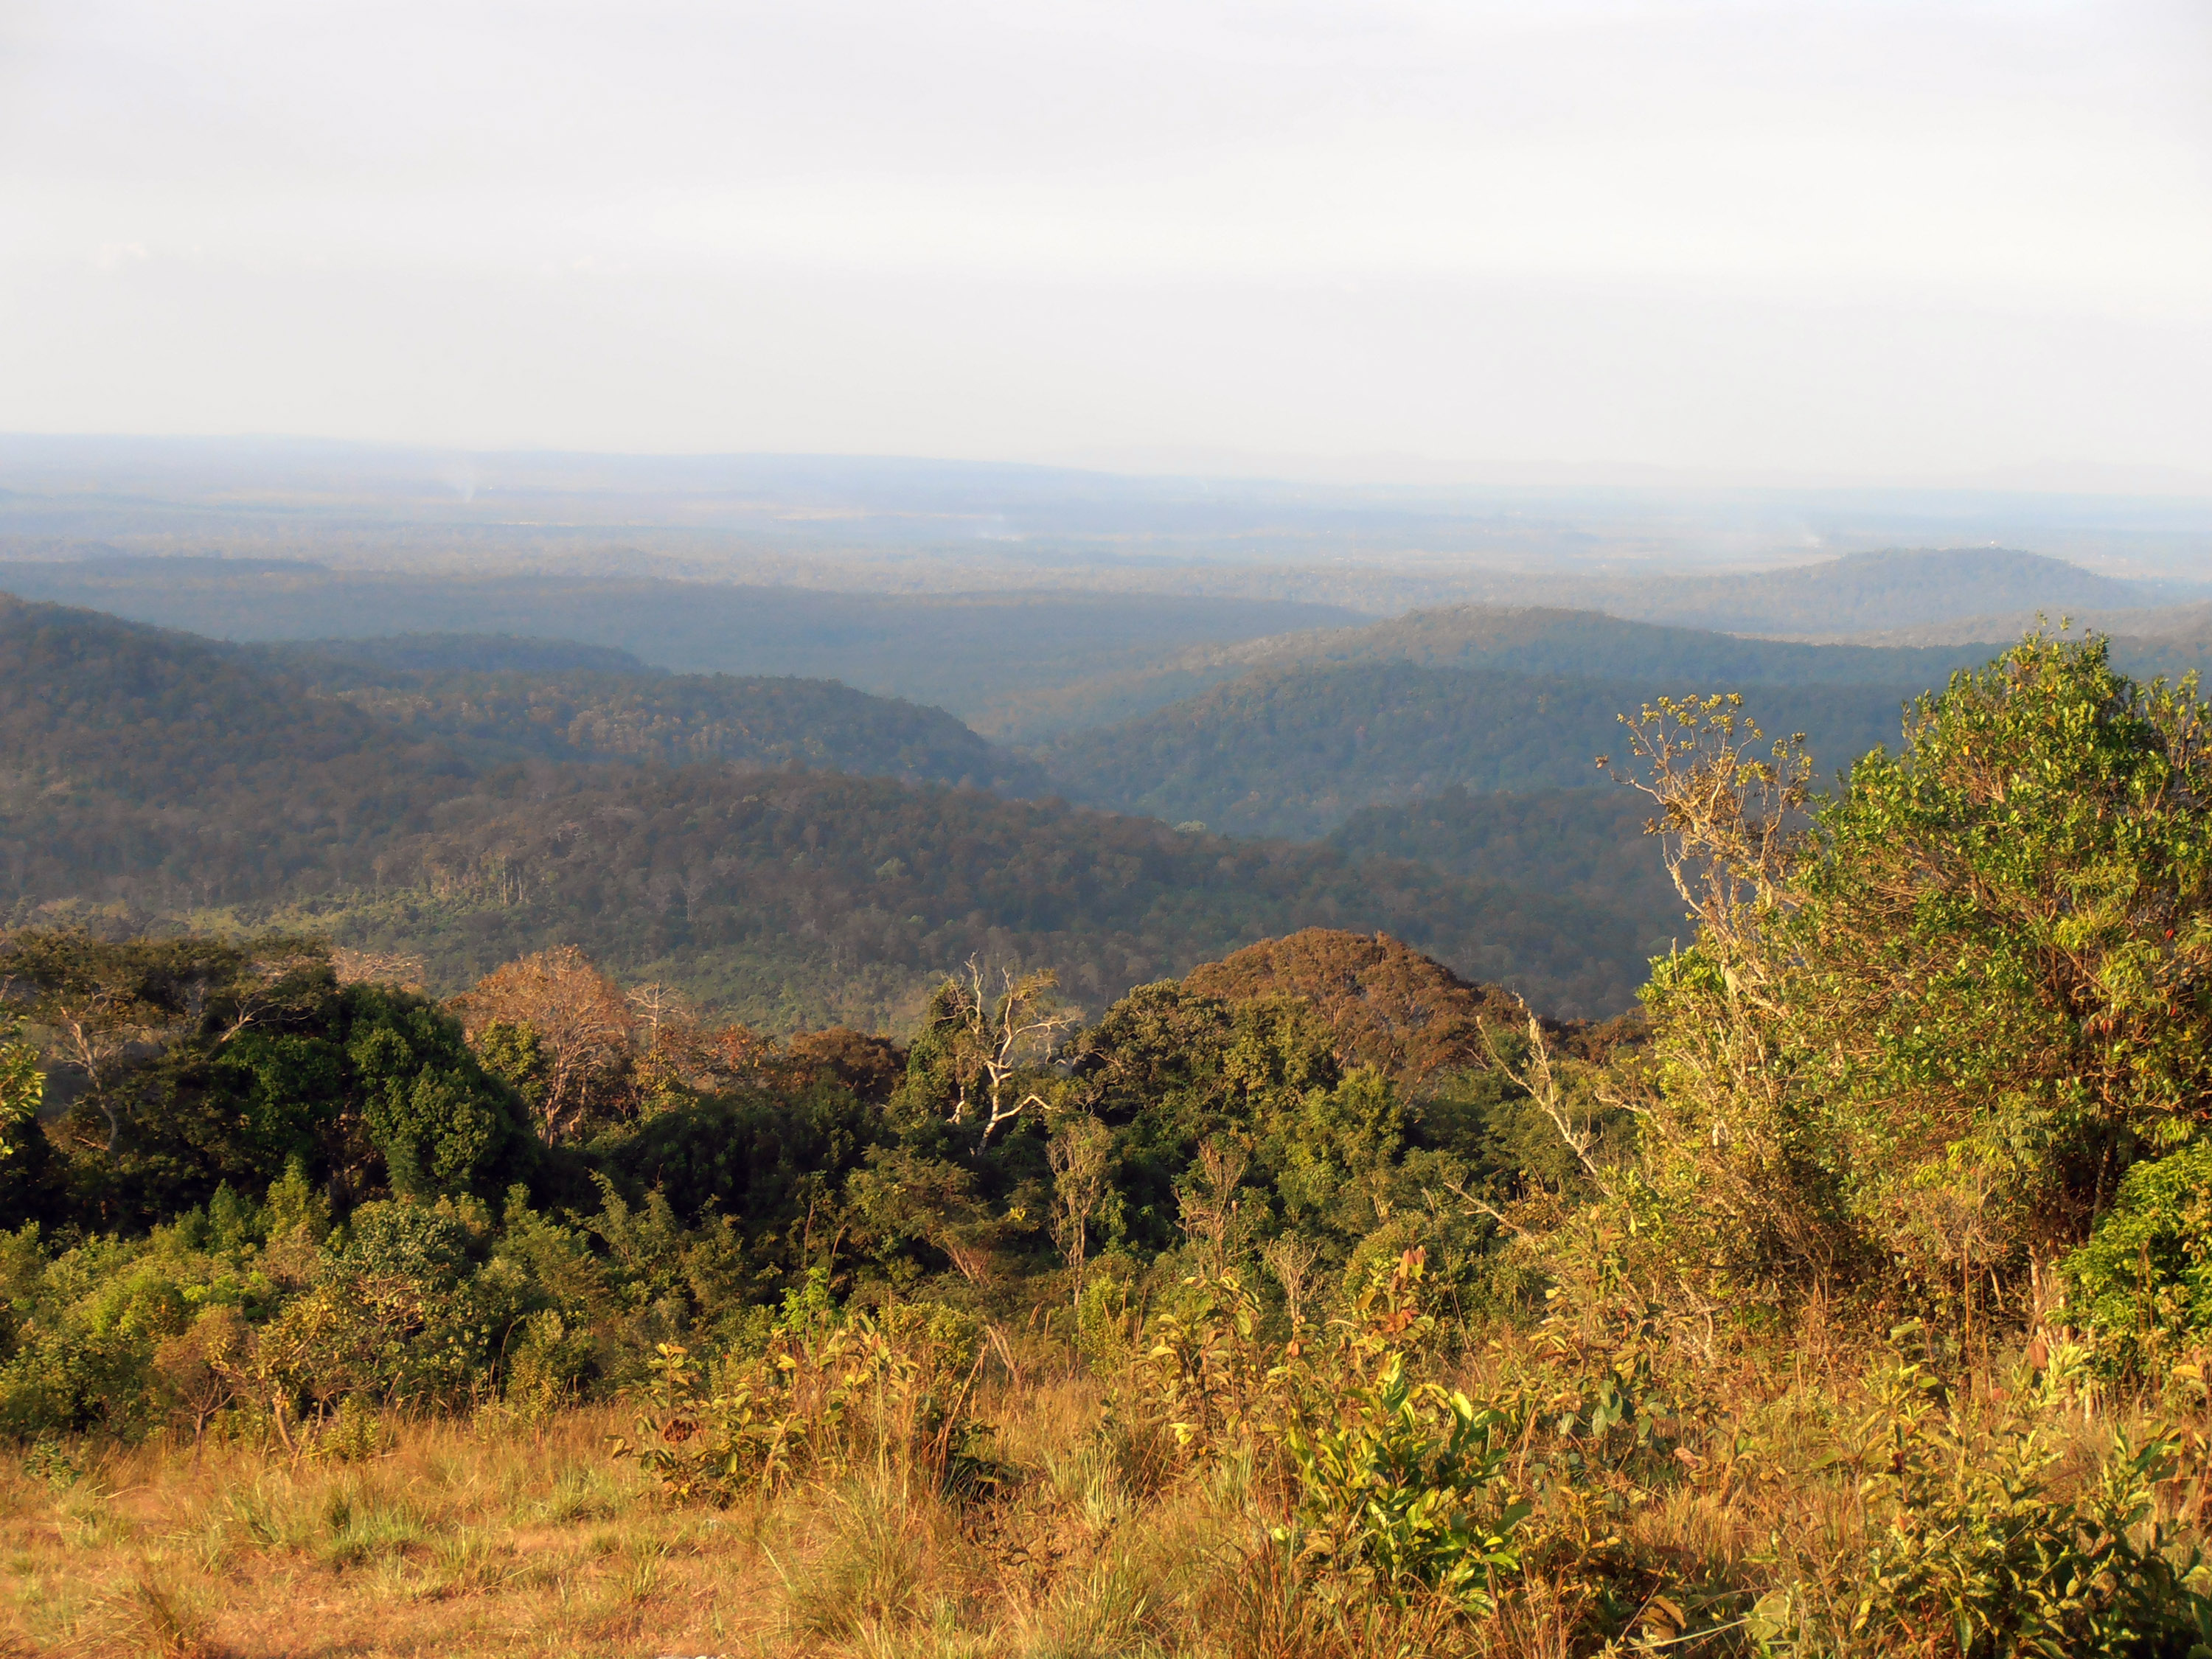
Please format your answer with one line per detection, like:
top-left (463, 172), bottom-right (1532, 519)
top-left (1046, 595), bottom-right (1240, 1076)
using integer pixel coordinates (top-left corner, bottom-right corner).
top-left (1326, 786), bottom-right (1683, 968)
top-left (0, 557), bottom-right (1363, 727)
top-left (995, 571), bottom-right (2212, 740)
top-left (257, 633), bottom-right (659, 678)
top-left (1601, 548), bottom-right (2172, 638)
top-left (999, 602), bottom-right (2003, 744)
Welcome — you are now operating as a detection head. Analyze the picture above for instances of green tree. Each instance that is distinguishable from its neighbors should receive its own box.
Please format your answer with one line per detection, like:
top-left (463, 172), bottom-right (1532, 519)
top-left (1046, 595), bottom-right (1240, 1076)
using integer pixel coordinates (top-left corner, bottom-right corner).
top-left (1626, 635), bottom-right (2212, 1318)
top-left (0, 1026), bottom-right (41, 1158)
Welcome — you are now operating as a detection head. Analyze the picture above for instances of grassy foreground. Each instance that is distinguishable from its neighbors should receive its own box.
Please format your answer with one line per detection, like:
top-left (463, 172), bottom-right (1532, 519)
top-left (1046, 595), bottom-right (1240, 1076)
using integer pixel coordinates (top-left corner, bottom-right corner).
top-left (7, 1314), bottom-right (2201, 1659)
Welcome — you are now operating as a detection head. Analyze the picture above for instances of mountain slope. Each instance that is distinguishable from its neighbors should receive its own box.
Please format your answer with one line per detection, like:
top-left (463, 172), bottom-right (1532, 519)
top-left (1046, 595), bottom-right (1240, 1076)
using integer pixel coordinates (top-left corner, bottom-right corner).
top-left (307, 765), bottom-right (1652, 1025)
top-left (992, 602), bottom-right (2008, 740)
top-left (0, 595), bottom-right (470, 906)
top-left (1046, 661), bottom-right (1920, 838)
top-left (0, 595), bottom-right (1655, 1021)
top-left (1604, 548), bottom-right (2166, 637)
top-left (258, 635), bottom-right (1051, 795)
top-left (0, 560), bottom-right (1362, 726)
top-left (1326, 785), bottom-right (1686, 964)
top-left (0, 594), bottom-right (420, 803)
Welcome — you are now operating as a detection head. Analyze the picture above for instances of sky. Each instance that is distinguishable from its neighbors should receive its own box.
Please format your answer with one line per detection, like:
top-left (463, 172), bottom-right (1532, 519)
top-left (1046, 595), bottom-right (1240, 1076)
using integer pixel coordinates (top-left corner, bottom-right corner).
top-left (4, 0), bottom-right (2211, 487)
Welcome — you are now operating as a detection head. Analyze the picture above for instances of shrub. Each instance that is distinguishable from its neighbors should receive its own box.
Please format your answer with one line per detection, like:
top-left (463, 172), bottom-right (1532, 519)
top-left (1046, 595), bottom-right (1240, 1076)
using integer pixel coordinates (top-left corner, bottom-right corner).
top-left (612, 1295), bottom-right (990, 1504)
top-left (2063, 1141), bottom-right (2212, 1377)
top-left (1756, 1352), bottom-right (2212, 1655)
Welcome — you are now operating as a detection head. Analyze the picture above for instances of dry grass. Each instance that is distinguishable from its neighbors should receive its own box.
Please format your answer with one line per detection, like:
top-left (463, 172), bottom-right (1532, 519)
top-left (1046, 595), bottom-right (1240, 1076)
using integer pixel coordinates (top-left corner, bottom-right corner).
top-left (0, 1406), bottom-right (767, 1659)
top-left (4, 1349), bottom-right (2201, 1659)
top-left (0, 1380), bottom-right (1504, 1659)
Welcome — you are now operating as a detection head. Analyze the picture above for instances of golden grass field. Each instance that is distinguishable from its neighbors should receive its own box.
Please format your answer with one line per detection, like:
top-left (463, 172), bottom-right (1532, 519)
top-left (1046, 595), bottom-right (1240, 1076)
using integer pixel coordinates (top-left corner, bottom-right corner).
top-left (7, 1324), bottom-right (2191, 1659)
top-left (0, 1373), bottom-right (1600, 1658)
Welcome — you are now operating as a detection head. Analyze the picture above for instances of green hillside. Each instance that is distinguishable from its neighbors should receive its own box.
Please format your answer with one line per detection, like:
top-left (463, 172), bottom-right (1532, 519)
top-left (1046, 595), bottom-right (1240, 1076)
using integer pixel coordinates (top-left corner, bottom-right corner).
top-left (1327, 785), bottom-right (1686, 967)
top-left (0, 595), bottom-right (1652, 1021)
top-left (992, 602), bottom-right (2005, 740)
top-left (1259, 603), bottom-right (1997, 684)
top-left (0, 559), bottom-right (1361, 726)
top-left (280, 765), bottom-right (1651, 1026)
top-left (259, 634), bottom-right (1052, 794)
top-left (1046, 660), bottom-right (1919, 838)
top-left (0, 594), bottom-right (464, 910)
top-left (1592, 546), bottom-right (2168, 636)
top-left (258, 633), bottom-right (657, 677)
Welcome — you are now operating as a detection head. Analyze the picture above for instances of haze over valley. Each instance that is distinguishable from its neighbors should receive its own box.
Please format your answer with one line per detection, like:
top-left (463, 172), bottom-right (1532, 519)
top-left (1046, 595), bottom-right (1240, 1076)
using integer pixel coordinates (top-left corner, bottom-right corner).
top-left (6, 442), bottom-right (2208, 1027)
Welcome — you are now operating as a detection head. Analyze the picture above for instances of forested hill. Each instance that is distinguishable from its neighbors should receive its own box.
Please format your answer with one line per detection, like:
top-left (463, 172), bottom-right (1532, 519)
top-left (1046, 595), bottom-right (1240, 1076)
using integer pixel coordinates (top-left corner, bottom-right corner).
top-left (0, 559), bottom-right (1363, 727)
top-left (1594, 546), bottom-right (2185, 637)
top-left (1045, 660), bottom-right (1921, 838)
top-left (305, 766), bottom-right (1655, 1026)
top-left (992, 602), bottom-right (2009, 739)
top-left (1239, 603), bottom-right (1998, 685)
top-left (1326, 786), bottom-right (1685, 968)
top-left (254, 634), bottom-right (1051, 795)
top-left (0, 594), bottom-right (465, 885)
top-left (0, 599), bottom-right (1045, 802)
top-left (0, 594), bottom-right (1663, 1022)
top-left (258, 633), bottom-right (656, 677)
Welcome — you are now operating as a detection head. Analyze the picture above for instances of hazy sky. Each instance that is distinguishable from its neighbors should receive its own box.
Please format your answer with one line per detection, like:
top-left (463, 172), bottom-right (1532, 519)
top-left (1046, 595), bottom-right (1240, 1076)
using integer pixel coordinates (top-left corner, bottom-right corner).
top-left (4, 1), bottom-right (2211, 485)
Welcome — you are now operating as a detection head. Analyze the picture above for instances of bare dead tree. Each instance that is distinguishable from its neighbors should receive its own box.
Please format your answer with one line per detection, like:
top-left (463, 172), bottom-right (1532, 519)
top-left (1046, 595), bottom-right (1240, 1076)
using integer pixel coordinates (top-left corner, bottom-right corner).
top-left (1481, 1015), bottom-right (1613, 1193)
top-left (47, 989), bottom-right (145, 1154)
top-left (330, 947), bottom-right (428, 994)
top-left (1262, 1233), bottom-right (1324, 1332)
top-left (1599, 691), bottom-right (1812, 1009)
top-left (935, 959), bottom-right (1078, 1144)
top-left (1178, 1138), bottom-right (1253, 1279)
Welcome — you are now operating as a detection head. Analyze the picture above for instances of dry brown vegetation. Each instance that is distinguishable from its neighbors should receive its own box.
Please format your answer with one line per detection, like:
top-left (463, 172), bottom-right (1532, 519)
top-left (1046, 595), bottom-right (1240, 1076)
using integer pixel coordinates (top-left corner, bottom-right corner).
top-left (7, 1305), bottom-right (2203, 1659)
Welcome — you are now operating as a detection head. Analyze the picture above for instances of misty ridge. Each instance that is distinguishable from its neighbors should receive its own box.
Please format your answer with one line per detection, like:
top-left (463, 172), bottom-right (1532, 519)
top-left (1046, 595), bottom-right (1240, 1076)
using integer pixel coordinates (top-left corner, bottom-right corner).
top-left (4, 437), bottom-right (2211, 1029)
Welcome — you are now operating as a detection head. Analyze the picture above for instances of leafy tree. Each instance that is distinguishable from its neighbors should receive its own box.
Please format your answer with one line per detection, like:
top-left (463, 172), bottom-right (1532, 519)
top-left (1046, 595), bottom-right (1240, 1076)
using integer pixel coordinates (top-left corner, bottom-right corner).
top-left (1183, 929), bottom-right (1527, 1096)
top-left (1, 933), bottom-right (526, 1227)
top-left (0, 1022), bottom-right (42, 1161)
top-left (0, 1023), bottom-right (62, 1231)
top-left (1625, 636), bottom-right (2212, 1318)
top-left (2060, 1140), bottom-right (2212, 1374)
top-left (1046, 1113), bottom-right (1113, 1299)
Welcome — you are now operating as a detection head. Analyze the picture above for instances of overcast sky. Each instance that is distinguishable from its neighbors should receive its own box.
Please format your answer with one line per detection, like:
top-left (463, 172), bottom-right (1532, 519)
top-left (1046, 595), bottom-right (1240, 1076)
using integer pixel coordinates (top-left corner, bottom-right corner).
top-left (4, 1), bottom-right (2209, 485)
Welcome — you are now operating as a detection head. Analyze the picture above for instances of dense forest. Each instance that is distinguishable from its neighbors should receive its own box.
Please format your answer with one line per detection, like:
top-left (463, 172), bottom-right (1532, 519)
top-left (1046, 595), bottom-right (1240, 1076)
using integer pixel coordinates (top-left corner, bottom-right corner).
top-left (1210, 600), bottom-right (2007, 686)
top-left (1326, 785), bottom-right (1686, 963)
top-left (11, 631), bottom-right (2212, 1656)
top-left (0, 560), bottom-right (1363, 729)
top-left (860, 598), bottom-right (2039, 742)
top-left (7, 548), bottom-right (2204, 743)
top-left (1046, 659), bottom-right (1921, 838)
top-left (255, 633), bottom-right (1052, 793)
top-left (0, 594), bottom-right (1662, 1020)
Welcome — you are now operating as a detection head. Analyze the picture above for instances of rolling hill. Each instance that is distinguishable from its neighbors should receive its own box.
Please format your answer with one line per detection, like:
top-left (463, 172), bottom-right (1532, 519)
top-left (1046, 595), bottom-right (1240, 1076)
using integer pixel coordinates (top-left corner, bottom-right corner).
top-left (1043, 660), bottom-right (1922, 838)
top-left (0, 594), bottom-right (1658, 1022)
top-left (988, 602), bottom-right (2008, 740)
top-left (257, 634), bottom-right (1052, 795)
top-left (1592, 547), bottom-right (2175, 638)
top-left (0, 558), bottom-right (1362, 727)
top-left (1326, 786), bottom-right (1686, 967)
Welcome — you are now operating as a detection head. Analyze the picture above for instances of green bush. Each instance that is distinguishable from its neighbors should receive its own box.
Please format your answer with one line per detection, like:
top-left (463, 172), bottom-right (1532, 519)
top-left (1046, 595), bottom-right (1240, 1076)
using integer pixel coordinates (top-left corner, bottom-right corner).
top-left (1756, 1354), bottom-right (2212, 1655)
top-left (2062, 1141), bottom-right (2212, 1375)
